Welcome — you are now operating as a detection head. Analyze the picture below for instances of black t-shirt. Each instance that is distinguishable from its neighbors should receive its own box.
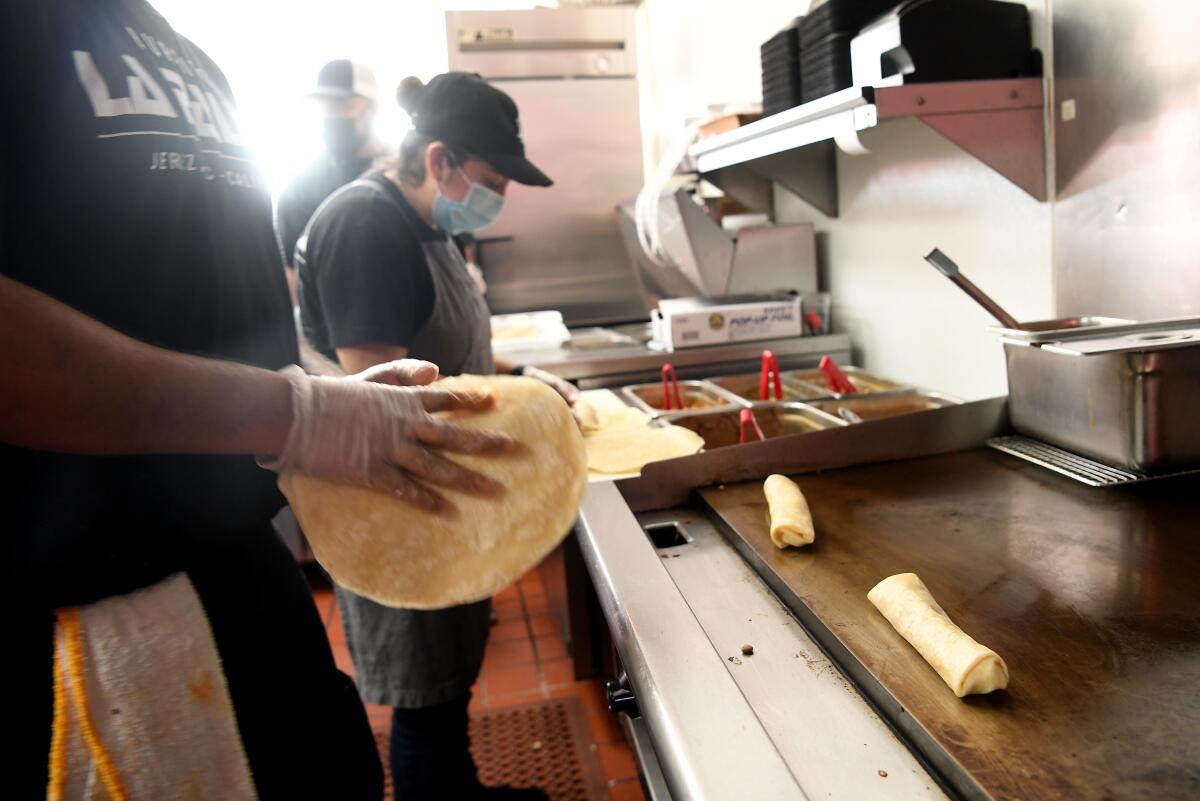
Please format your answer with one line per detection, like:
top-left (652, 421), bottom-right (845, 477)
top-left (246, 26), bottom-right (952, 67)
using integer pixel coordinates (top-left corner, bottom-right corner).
top-left (274, 151), bottom-right (372, 269)
top-left (297, 171), bottom-right (437, 361)
top-left (0, 0), bottom-right (298, 602)
top-left (1, 4), bottom-right (383, 797)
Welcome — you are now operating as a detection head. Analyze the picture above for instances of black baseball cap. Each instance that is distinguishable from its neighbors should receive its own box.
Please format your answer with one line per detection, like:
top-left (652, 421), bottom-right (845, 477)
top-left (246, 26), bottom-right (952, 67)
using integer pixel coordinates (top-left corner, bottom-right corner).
top-left (307, 59), bottom-right (378, 103)
top-left (407, 72), bottom-right (552, 187)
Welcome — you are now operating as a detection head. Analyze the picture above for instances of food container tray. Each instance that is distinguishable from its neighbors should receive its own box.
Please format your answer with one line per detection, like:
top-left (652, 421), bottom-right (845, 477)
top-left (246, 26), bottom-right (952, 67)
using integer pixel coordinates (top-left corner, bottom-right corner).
top-left (706, 372), bottom-right (832, 403)
top-left (987, 315), bottom-right (1133, 342)
top-left (621, 380), bottom-right (740, 417)
top-left (808, 392), bottom-right (960, 424)
top-left (653, 403), bottom-right (845, 450)
top-left (785, 366), bottom-right (910, 396)
top-left (1003, 337), bottom-right (1200, 471)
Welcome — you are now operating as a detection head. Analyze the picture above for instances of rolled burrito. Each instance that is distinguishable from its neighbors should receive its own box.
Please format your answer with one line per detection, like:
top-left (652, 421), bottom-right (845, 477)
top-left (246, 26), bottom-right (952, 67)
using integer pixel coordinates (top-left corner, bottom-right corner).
top-left (868, 573), bottom-right (1009, 697)
top-left (763, 474), bottom-right (815, 548)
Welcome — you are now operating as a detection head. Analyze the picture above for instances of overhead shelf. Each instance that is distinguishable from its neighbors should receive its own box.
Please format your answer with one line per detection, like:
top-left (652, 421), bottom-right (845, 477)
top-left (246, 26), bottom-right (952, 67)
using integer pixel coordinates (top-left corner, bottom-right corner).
top-left (688, 78), bottom-right (1046, 217)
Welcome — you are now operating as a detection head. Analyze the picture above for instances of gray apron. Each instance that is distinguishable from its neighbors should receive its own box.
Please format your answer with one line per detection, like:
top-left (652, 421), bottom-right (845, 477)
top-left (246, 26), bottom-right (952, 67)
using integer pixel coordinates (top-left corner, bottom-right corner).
top-left (337, 194), bottom-right (496, 708)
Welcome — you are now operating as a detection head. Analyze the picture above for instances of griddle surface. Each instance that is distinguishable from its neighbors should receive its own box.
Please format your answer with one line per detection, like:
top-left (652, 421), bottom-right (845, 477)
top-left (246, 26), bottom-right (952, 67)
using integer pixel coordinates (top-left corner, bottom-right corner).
top-left (699, 449), bottom-right (1200, 801)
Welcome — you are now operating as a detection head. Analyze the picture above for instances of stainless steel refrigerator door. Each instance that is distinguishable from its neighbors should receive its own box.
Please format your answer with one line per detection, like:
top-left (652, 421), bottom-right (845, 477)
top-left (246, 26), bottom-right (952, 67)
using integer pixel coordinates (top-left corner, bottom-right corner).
top-left (446, 6), bottom-right (637, 79)
top-left (476, 76), bottom-right (648, 325)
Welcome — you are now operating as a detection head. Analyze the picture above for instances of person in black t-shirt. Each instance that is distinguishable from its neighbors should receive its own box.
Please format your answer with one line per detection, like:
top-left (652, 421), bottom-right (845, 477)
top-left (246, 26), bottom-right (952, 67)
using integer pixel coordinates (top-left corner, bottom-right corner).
top-left (1, 4), bottom-right (516, 798)
top-left (298, 72), bottom-right (578, 801)
top-left (275, 59), bottom-right (386, 304)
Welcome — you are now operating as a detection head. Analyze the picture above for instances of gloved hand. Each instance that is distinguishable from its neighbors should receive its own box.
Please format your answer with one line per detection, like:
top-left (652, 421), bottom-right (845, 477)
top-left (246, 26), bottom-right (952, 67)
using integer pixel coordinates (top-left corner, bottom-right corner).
top-left (352, 358), bottom-right (440, 388)
top-left (264, 365), bottom-right (514, 514)
top-left (518, 365), bottom-right (580, 407)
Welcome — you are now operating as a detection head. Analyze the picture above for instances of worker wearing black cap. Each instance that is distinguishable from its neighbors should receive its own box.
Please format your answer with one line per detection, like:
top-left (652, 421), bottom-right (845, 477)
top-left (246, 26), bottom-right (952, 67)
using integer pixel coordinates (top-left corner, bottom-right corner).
top-left (296, 72), bottom-right (573, 800)
top-left (275, 59), bottom-right (385, 304)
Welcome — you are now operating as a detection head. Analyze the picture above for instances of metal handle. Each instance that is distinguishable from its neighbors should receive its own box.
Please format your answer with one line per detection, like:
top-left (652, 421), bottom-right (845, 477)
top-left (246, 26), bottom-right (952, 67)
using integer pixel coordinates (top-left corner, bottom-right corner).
top-left (605, 672), bottom-right (640, 718)
top-left (924, 248), bottom-right (1023, 330)
top-left (838, 407), bottom-right (865, 424)
top-left (924, 248), bottom-right (959, 277)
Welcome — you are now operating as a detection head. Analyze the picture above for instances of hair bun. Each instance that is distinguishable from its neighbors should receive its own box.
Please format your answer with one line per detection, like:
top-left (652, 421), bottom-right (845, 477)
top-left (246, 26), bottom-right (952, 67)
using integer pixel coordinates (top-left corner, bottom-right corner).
top-left (396, 76), bottom-right (425, 114)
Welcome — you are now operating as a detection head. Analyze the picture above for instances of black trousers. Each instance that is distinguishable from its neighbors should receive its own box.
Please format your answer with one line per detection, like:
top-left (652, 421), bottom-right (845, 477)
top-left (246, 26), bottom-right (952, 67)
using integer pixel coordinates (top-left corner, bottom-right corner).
top-left (13, 523), bottom-right (384, 800)
top-left (390, 692), bottom-right (479, 800)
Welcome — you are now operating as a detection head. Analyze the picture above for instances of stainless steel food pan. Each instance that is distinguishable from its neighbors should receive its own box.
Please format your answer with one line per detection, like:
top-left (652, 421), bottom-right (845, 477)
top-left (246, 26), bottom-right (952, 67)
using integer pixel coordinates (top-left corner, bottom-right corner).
top-left (653, 403), bottom-right (845, 450)
top-left (807, 392), bottom-right (960, 424)
top-left (988, 315), bottom-right (1134, 343)
top-left (784, 366), bottom-right (910, 397)
top-left (621, 380), bottom-right (740, 417)
top-left (706, 372), bottom-right (832, 403)
top-left (1004, 334), bottom-right (1200, 472)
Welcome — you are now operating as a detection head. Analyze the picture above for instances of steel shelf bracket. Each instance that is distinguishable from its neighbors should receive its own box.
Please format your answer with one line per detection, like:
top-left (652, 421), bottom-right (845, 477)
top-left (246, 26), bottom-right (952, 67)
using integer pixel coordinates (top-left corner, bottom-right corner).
top-left (703, 165), bottom-right (775, 217)
top-left (874, 79), bottom-right (1047, 201)
top-left (747, 142), bottom-right (840, 218)
top-left (690, 78), bottom-right (1048, 217)
top-left (704, 140), bottom-right (840, 219)
top-left (915, 107), bottom-right (1047, 200)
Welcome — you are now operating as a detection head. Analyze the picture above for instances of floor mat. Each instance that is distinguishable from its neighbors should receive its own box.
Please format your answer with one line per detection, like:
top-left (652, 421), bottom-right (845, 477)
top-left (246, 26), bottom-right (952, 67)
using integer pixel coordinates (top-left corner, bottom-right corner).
top-left (373, 696), bottom-right (610, 801)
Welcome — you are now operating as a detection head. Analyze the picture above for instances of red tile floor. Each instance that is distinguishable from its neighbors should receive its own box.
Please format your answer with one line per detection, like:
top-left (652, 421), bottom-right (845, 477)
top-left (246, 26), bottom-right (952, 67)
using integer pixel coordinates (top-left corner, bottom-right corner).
top-left (311, 566), bottom-right (646, 801)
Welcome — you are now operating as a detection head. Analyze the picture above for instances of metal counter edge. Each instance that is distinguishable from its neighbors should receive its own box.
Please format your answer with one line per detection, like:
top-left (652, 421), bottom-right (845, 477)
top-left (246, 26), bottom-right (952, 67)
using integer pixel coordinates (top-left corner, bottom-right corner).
top-left (575, 481), bottom-right (805, 801)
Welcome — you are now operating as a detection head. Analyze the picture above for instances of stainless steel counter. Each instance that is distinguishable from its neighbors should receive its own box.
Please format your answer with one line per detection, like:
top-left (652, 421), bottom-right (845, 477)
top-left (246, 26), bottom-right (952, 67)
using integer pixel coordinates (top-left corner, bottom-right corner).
top-left (577, 395), bottom-right (1200, 800)
top-left (500, 328), bottom-right (851, 388)
top-left (572, 401), bottom-right (1019, 799)
top-left (521, 321), bottom-right (899, 798)
top-left (576, 482), bottom-right (950, 801)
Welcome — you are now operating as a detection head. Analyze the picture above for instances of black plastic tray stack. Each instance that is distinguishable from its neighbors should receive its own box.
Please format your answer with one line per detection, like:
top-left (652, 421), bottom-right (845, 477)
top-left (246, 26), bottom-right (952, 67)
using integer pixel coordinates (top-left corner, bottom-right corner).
top-left (799, 0), bottom-right (898, 103)
top-left (760, 18), bottom-right (803, 117)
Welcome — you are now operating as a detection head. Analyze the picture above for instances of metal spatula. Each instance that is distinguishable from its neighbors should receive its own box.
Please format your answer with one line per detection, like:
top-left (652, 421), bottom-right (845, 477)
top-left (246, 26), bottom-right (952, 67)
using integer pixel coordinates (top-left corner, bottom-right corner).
top-left (925, 248), bottom-right (1023, 331)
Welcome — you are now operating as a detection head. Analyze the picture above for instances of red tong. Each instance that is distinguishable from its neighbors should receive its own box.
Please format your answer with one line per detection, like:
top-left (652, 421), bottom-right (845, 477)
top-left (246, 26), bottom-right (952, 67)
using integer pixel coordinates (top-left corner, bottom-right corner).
top-left (819, 355), bottom-right (858, 395)
top-left (661, 363), bottom-right (684, 410)
top-left (759, 349), bottom-right (782, 401)
top-left (739, 408), bottom-right (766, 443)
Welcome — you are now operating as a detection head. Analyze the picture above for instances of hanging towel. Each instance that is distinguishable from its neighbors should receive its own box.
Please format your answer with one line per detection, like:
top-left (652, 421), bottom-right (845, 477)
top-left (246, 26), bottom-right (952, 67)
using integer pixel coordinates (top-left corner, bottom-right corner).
top-left (48, 572), bottom-right (257, 801)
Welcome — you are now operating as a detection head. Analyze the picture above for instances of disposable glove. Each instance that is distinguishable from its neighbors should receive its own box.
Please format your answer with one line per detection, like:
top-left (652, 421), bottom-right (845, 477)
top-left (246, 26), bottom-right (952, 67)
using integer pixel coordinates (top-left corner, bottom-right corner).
top-left (518, 365), bottom-right (580, 406)
top-left (264, 365), bottom-right (513, 514)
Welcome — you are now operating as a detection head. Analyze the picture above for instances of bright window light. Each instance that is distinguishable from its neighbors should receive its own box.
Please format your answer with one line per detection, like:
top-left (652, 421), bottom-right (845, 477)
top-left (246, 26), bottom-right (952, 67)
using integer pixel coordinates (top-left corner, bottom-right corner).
top-left (151, 0), bottom-right (545, 200)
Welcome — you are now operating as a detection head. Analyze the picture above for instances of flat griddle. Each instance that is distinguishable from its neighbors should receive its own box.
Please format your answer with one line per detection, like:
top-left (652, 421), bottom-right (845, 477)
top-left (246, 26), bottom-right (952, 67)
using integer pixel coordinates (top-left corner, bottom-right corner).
top-left (696, 449), bottom-right (1200, 801)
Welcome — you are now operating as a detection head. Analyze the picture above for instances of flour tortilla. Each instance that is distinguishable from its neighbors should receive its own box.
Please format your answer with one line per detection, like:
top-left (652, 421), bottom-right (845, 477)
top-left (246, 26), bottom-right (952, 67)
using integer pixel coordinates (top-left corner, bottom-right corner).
top-left (585, 424), bottom-right (704, 474)
top-left (576, 389), bottom-right (632, 415)
top-left (868, 573), bottom-right (1009, 697)
top-left (576, 389), bottom-right (664, 478)
top-left (490, 322), bottom-right (542, 341)
top-left (763, 474), bottom-right (815, 548)
top-left (279, 375), bottom-right (587, 610)
top-left (574, 399), bottom-right (651, 436)
top-left (574, 397), bottom-right (602, 433)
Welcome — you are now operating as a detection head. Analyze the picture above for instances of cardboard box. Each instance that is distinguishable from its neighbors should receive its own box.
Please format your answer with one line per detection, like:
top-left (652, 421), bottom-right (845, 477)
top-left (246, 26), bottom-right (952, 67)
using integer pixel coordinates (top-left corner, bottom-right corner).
top-left (698, 112), bottom-right (762, 140)
top-left (652, 296), bottom-right (803, 351)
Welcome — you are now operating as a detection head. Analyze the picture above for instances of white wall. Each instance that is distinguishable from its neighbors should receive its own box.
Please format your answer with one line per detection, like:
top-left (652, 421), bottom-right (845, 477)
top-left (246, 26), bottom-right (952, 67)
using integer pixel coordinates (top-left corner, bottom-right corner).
top-left (636, 0), bottom-right (807, 166)
top-left (774, 122), bottom-right (1053, 400)
top-left (637, 0), bottom-right (1054, 400)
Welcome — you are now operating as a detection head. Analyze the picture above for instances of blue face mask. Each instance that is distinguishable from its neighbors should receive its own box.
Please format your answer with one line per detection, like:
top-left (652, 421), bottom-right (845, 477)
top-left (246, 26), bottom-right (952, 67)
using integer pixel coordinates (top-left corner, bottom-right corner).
top-left (432, 167), bottom-right (505, 234)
